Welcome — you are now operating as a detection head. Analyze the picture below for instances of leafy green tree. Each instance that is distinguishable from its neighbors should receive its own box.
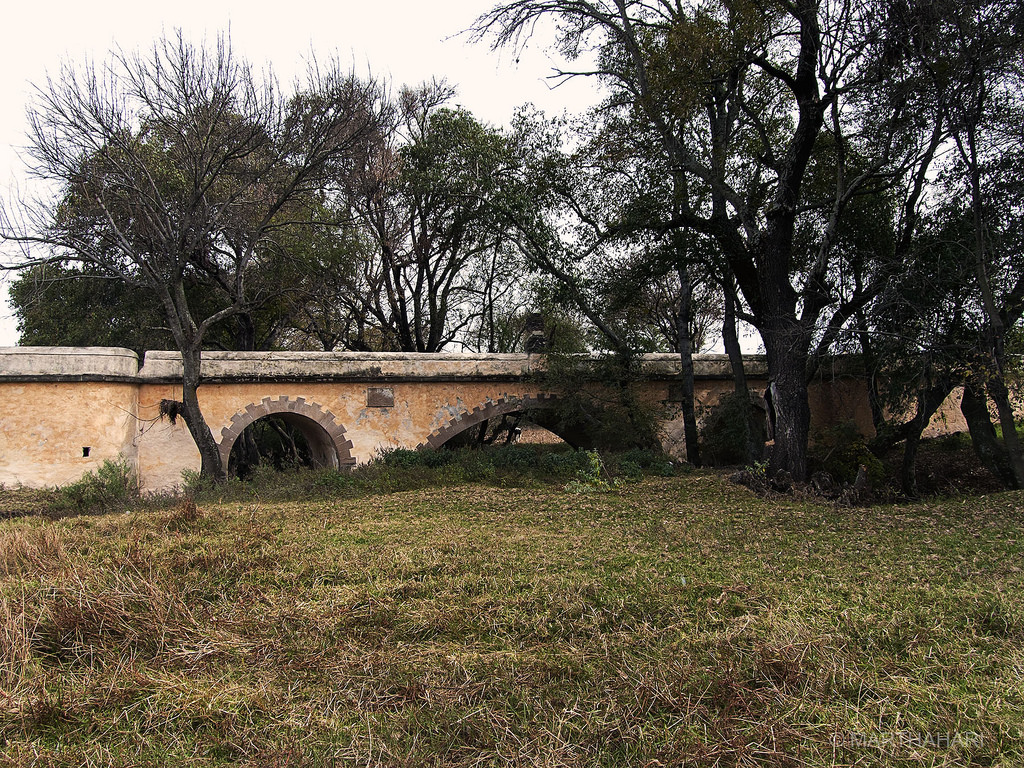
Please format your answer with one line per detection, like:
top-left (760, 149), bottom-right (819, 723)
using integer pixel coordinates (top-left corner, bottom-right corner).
top-left (475, 0), bottom-right (974, 480)
top-left (940, 2), bottom-right (1024, 487)
top-left (860, 202), bottom-right (977, 496)
top-left (850, 0), bottom-right (1024, 493)
top-left (272, 216), bottom-right (383, 351)
top-left (9, 264), bottom-right (173, 354)
top-left (479, 110), bottom-right (709, 458)
top-left (9, 261), bottom-right (286, 354)
top-left (340, 83), bottom-right (531, 352)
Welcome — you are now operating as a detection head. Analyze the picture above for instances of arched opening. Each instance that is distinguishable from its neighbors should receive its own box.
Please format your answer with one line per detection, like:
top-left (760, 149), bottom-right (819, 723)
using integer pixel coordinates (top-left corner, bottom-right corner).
top-left (517, 414), bottom-right (574, 446)
top-left (442, 410), bottom-right (571, 449)
top-left (228, 413), bottom-right (339, 479)
top-left (419, 394), bottom-right (600, 452)
top-left (217, 396), bottom-right (355, 477)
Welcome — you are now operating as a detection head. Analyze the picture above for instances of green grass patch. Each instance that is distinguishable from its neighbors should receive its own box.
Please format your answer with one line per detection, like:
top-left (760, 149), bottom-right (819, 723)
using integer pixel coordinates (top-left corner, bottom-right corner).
top-left (0, 471), bottom-right (1022, 765)
top-left (1, 458), bottom-right (141, 519)
top-left (176, 445), bottom-right (681, 508)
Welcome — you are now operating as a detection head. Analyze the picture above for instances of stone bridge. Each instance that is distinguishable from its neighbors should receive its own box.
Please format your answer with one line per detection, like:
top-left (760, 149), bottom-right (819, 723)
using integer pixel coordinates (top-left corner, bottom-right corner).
top-left (0, 347), bottom-right (881, 492)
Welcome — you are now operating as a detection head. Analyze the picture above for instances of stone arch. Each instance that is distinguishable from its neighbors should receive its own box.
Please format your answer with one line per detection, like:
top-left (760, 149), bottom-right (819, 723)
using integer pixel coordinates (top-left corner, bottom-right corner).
top-left (218, 396), bottom-right (355, 470)
top-left (418, 393), bottom-right (594, 450)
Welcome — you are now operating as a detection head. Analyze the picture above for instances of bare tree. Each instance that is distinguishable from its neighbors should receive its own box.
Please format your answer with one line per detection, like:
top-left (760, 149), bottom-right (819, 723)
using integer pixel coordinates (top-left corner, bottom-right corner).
top-left (2, 32), bottom-right (383, 480)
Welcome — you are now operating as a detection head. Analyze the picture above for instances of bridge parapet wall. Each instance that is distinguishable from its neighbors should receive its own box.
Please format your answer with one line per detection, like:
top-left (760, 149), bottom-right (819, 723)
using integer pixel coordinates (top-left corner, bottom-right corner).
top-left (0, 348), bottom-right (140, 488)
top-left (133, 351), bottom-right (773, 382)
top-left (138, 351), bottom-right (542, 382)
top-left (0, 348), bottom-right (780, 384)
top-left (2, 347), bottom-right (876, 493)
top-left (0, 346), bottom-right (139, 380)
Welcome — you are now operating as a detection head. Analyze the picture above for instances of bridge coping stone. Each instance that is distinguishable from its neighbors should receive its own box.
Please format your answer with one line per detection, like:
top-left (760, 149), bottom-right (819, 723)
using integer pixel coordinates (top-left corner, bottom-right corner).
top-left (0, 348), bottom-right (810, 383)
top-left (0, 347), bottom-right (139, 378)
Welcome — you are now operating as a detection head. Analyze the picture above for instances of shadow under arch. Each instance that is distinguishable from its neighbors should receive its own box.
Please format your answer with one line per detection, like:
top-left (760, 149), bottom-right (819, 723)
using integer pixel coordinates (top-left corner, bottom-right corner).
top-left (218, 396), bottom-right (355, 471)
top-left (417, 393), bottom-right (599, 451)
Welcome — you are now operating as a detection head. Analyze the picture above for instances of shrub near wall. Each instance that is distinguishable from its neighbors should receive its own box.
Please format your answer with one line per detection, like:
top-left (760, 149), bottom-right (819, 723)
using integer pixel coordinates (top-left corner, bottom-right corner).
top-left (699, 392), bottom-right (762, 466)
top-left (52, 458), bottom-right (139, 514)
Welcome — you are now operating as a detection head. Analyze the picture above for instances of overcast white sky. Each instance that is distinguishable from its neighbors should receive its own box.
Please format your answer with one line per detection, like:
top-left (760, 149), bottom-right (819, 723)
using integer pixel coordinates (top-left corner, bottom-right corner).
top-left (0, 0), bottom-right (601, 347)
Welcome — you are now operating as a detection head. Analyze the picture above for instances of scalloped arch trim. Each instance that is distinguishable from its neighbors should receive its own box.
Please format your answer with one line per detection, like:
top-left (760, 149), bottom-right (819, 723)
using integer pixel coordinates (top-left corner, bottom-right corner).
top-left (417, 393), bottom-right (561, 450)
top-left (217, 396), bottom-right (355, 468)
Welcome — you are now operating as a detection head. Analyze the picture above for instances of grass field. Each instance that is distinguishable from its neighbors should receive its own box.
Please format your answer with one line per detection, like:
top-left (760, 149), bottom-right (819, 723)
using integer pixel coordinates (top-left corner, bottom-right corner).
top-left (1, 470), bottom-right (1022, 766)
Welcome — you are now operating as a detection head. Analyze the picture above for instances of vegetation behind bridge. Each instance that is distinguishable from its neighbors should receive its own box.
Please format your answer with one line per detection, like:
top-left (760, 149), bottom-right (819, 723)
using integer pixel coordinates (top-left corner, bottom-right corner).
top-left (5, 2), bottom-right (1024, 490)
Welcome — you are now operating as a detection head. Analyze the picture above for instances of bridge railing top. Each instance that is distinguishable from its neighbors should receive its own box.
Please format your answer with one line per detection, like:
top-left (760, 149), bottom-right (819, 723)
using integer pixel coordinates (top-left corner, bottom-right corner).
top-left (137, 350), bottom-right (543, 381)
top-left (134, 351), bottom-right (774, 381)
top-left (0, 347), bottom-right (831, 382)
top-left (0, 346), bottom-right (139, 379)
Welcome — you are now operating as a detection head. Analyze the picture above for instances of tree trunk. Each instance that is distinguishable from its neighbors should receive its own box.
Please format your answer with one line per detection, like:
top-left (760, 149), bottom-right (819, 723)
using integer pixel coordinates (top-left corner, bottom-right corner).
top-left (234, 312), bottom-right (258, 351)
top-left (900, 428), bottom-right (923, 499)
top-left (961, 382), bottom-right (1018, 489)
top-left (962, 123), bottom-right (1024, 489)
top-left (504, 414), bottom-right (522, 444)
top-left (899, 382), bottom-right (952, 498)
top-left (762, 320), bottom-right (811, 481)
top-left (612, 352), bottom-right (656, 450)
top-left (855, 311), bottom-right (886, 435)
top-left (177, 344), bottom-right (227, 483)
top-left (674, 263), bottom-right (701, 467)
top-left (234, 428), bottom-right (261, 477)
top-left (268, 417), bottom-right (301, 467)
top-left (987, 376), bottom-right (1024, 487)
top-left (159, 283), bottom-right (228, 484)
top-left (722, 278), bottom-right (762, 464)
top-left (723, 285), bottom-right (748, 398)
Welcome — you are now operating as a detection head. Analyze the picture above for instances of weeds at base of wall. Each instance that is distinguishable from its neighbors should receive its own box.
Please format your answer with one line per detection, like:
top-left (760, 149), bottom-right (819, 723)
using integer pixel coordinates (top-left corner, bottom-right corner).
top-left (563, 450), bottom-right (620, 493)
top-left (0, 486), bottom-right (61, 519)
top-left (0, 458), bottom-right (140, 519)
top-left (4, 446), bottom-right (679, 519)
top-left (168, 445), bottom-right (684, 509)
top-left (43, 458), bottom-right (139, 516)
top-left (699, 391), bottom-right (766, 467)
top-left (0, 446), bottom-right (681, 520)
top-left (810, 421), bottom-right (886, 488)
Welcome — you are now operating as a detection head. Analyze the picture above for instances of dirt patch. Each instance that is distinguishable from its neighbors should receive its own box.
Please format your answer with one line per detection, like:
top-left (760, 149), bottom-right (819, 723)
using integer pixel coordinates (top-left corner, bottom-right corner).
top-left (880, 433), bottom-right (1006, 497)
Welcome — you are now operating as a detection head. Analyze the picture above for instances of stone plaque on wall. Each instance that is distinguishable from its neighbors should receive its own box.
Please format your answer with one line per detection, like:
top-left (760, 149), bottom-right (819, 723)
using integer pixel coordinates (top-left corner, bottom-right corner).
top-left (366, 387), bottom-right (395, 408)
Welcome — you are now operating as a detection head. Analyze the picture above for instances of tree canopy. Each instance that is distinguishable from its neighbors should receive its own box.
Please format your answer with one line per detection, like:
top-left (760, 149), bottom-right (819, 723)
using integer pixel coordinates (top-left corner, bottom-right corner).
top-left (4, 10), bottom-right (1024, 490)
top-left (2, 33), bottom-right (386, 480)
top-left (473, 0), bottom-right (1024, 482)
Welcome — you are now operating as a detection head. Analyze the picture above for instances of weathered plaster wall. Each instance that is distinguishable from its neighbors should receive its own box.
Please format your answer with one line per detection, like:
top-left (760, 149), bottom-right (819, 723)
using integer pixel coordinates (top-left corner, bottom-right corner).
top-left (923, 389), bottom-right (970, 437)
top-left (0, 381), bottom-right (138, 488)
top-left (807, 378), bottom-right (875, 437)
top-left (135, 380), bottom-right (554, 491)
top-left (135, 382), bottom-right (203, 493)
top-left (0, 347), bottom-right (988, 493)
top-left (0, 348), bottom-right (141, 489)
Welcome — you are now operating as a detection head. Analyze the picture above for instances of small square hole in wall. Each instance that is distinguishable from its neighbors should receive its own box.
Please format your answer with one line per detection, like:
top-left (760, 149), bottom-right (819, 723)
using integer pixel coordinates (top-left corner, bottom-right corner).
top-left (82, 447), bottom-right (91, 458)
top-left (366, 387), bottom-right (395, 408)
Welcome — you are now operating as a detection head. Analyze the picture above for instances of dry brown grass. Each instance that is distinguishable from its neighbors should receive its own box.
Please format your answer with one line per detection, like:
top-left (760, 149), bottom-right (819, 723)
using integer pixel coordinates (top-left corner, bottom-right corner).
top-left (0, 474), bottom-right (1021, 766)
top-left (30, 565), bottom-right (249, 667)
top-left (0, 596), bottom-right (32, 694)
top-left (0, 526), bottom-right (65, 577)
